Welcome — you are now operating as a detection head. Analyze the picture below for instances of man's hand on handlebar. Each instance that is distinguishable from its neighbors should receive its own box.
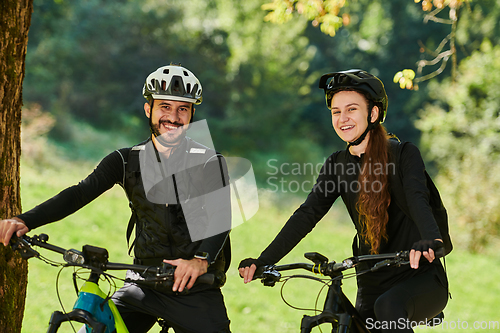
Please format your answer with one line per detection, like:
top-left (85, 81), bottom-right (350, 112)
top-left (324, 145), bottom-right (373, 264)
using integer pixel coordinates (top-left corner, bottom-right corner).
top-left (0, 217), bottom-right (29, 247)
top-left (163, 258), bottom-right (208, 292)
top-left (409, 239), bottom-right (443, 269)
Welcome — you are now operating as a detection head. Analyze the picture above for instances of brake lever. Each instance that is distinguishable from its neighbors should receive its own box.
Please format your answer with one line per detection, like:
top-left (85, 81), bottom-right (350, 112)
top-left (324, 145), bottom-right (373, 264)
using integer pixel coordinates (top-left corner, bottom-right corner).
top-left (10, 235), bottom-right (40, 260)
top-left (371, 259), bottom-right (396, 272)
top-left (371, 257), bottom-right (408, 272)
top-left (260, 267), bottom-right (281, 287)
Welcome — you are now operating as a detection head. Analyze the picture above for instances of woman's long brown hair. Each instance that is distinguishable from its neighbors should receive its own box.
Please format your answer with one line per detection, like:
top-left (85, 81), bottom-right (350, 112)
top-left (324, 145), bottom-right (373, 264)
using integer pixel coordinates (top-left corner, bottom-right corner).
top-left (356, 114), bottom-right (391, 254)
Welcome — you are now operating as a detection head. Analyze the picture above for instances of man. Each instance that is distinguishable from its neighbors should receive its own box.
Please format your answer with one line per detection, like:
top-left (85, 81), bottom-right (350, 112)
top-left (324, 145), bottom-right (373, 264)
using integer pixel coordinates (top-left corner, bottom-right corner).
top-left (0, 64), bottom-right (232, 333)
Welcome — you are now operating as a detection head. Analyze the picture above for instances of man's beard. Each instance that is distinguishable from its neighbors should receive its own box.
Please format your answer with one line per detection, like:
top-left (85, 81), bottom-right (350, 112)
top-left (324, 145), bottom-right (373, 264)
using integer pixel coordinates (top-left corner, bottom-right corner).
top-left (152, 120), bottom-right (187, 147)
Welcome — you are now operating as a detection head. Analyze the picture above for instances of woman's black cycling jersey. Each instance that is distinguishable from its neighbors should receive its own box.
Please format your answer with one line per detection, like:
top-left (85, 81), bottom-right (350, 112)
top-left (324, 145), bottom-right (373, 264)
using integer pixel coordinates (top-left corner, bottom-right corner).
top-left (258, 141), bottom-right (445, 294)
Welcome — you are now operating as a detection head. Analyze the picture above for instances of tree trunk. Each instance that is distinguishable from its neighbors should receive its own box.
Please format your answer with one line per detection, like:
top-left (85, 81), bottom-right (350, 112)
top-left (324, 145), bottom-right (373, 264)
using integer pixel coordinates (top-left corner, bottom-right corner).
top-left (0, 1), bottom-right (33, 332)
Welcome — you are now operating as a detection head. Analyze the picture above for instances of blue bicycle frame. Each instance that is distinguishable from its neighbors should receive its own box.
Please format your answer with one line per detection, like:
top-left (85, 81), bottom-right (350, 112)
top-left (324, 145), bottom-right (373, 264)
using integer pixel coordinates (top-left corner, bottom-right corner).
top-left (47, 274), bottom-right (129, 333)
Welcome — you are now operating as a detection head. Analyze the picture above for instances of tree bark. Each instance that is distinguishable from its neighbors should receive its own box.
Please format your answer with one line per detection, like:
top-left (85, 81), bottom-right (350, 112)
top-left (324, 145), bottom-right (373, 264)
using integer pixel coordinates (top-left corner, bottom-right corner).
top-left (0, 1), bottom-right (33, 332)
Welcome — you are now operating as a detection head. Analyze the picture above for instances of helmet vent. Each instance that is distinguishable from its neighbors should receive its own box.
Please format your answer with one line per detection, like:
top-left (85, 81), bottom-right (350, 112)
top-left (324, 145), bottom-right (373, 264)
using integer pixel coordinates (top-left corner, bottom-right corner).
top-left (173, 79), bottom-right (181, 93)
top-left (161, 80), bottom-right (167, 91)
top-left (163, 69), bottom-right (170, 74)
top-left (183, 70), bottom-right (189, 76)
top-left (186, 83), bottom-right (191, 93)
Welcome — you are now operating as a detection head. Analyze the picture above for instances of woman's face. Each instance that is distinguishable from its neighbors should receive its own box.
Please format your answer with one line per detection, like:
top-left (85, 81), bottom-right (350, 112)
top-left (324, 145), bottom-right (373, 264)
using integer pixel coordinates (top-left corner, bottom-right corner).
top-left (330, 90), bottom-right (377, 144)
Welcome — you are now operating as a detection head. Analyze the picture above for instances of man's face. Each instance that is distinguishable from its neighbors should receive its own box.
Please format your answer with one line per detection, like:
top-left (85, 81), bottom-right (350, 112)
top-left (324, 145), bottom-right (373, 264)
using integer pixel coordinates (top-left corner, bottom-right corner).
top-left (145, 99), bottom-right (194, 145)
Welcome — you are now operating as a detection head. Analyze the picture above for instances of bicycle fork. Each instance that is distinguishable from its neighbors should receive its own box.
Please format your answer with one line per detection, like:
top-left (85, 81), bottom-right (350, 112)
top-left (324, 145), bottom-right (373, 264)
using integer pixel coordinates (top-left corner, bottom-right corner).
top-left (299, 276), bottom-right (353, 333)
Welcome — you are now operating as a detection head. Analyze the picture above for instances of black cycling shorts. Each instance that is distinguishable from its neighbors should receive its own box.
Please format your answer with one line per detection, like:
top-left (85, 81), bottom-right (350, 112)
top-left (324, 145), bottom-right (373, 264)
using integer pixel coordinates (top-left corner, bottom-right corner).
top-left (111, 271), bottom-right (231, 333)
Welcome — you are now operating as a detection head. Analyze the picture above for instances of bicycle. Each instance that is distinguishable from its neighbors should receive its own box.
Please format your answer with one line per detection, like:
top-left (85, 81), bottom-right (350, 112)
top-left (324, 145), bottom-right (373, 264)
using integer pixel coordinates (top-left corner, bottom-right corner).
top-left (253, 251), bottom-right (445, 333)
top-left (10, 233), bottom-right (222, 333)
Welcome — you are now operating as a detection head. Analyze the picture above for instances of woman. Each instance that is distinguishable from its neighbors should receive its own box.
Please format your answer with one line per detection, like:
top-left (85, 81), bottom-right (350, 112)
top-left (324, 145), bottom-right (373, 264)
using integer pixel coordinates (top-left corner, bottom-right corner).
top-left (239, 70), bottom-right (449, 332)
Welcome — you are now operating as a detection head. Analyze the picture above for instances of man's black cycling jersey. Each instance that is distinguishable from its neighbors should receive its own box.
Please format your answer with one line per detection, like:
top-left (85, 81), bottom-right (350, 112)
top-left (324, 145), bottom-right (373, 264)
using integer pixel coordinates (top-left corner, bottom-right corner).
top-left (18, 138), bottom-right (230, 267)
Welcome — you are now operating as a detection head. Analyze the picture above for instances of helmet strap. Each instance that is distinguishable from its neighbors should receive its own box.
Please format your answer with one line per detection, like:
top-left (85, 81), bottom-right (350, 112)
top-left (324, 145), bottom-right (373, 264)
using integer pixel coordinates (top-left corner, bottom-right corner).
top-left (347, 101), bottom-right (377, 148)
top-left (148, 99), bottom-right (157, 137)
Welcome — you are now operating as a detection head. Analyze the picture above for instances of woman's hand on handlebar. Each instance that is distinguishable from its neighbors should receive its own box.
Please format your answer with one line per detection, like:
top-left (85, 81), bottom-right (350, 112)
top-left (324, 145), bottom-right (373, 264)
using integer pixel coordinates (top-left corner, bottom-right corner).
top-left (0, 217), bottom-right (29, 247)
top-left (239, 264), bottom-right (257, 284)
top-left (163, 258), bottom-right (208, 292)
top-left (238, 258), bottom-right (264, 284)
top-left (409, 239), bottom-right (443, 269)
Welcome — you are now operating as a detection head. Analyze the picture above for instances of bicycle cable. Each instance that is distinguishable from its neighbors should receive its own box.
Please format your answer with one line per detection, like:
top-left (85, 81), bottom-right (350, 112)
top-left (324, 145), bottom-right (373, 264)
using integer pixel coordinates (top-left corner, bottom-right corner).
top-left (72, 269), bottom-right (122, 309)
top-left (313, 278), bottom-right (335, 333)
top-left (279, 275), bottom-right (342, 333)
top-left (55, 266), bottom-right (78, 333)
top-left (280, 258), bottom-right (406, 331)
top-left (36, 253), bottom-right (65, 268)
top-left (279, 275), bottom-right (331, 313)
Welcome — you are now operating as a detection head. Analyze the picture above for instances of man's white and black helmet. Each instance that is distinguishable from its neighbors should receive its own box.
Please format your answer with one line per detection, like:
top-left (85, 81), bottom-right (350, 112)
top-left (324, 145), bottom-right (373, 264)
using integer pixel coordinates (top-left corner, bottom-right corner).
top-left (143, 64), bottom-right (203, 105)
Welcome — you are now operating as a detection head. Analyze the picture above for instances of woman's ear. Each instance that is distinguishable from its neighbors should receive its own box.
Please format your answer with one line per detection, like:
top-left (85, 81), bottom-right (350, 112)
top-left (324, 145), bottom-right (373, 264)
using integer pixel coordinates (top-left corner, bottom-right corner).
top-left (370, 105), bottom-right (380, 123)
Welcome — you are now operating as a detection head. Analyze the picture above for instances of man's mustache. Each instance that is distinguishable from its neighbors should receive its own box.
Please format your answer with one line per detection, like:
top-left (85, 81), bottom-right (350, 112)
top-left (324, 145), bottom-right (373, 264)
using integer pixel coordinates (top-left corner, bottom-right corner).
top-left (159, 119), bottom-right (184, 127)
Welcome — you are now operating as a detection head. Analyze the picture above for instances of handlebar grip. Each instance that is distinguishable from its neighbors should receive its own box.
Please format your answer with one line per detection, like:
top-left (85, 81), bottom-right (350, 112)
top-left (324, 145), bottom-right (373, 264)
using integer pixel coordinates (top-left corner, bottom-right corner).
top-left (196, 273), bottom-right (215, 285)
top-left (435, 247), bottom-right (445, 259)
top-left (9, 234), bottom-right (20, 247)
top-left (253, 266), bottom-right (266, 279)
top-left (132, 272), bottom-right (221, 295)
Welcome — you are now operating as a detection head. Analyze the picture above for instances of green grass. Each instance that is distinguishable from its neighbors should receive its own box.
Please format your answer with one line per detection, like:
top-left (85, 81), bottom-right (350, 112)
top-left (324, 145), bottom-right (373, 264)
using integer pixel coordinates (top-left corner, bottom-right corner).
top-left (19, 155), bottom-right (500, 332)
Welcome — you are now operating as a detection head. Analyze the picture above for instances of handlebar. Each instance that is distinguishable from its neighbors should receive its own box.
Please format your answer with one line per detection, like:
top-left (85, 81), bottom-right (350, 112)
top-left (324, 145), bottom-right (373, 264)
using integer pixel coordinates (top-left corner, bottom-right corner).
top-left (254, 251), bottom-right (410, 287)
top-left (10, 234), bottom-right (218, 287)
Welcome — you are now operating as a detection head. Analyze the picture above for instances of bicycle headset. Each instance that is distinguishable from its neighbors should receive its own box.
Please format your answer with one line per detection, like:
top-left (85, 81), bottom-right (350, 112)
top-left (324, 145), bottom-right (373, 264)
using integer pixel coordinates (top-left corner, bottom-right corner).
top-left (318, 69), bottom-right (388, 147)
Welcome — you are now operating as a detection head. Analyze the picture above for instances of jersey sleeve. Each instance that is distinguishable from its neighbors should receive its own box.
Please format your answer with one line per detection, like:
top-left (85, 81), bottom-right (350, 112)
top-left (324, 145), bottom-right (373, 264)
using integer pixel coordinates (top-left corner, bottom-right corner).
top-left (18, 148), bottom-right (129, 230)
top-left (258, 154), bottom-right (341, 265)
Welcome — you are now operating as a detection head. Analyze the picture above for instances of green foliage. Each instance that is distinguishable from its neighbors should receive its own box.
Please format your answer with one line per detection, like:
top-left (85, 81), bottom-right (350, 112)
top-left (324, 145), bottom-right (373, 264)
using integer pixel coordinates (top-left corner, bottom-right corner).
top-left (262, 0), bottom-right (348, 36)
top-left (22, 0), bottom-right (500, 194)
top-left (416, 41), bottom-right (500, 251)
top-left (24, 1), bottom-right (442, 171)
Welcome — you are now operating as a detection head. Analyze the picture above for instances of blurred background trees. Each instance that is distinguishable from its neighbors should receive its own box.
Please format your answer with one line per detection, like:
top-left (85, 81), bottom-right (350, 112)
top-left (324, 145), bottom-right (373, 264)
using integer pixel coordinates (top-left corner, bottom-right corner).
top-left (417, 41), bottom-right (500, 251)
top-left (22, 0), bottom-right (500, 250)
top-left (24, 0), bottom-right (440, 154)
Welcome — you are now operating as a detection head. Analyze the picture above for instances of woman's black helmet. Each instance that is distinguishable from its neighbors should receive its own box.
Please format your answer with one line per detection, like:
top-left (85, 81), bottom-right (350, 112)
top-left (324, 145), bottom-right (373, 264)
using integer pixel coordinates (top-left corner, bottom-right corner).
top-left (318, 69), bottom-right (388, 123)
